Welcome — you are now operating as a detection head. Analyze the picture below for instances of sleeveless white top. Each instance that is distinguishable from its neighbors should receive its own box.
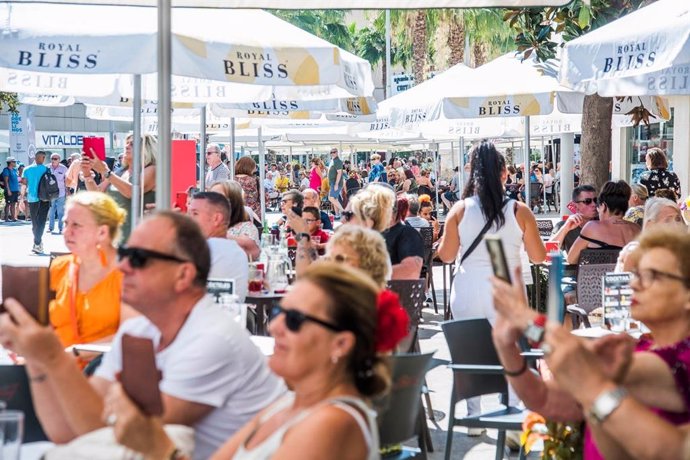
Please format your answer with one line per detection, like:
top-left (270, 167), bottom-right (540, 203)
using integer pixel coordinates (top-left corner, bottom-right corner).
top-left (450, 196), bottom-right (531, 323)
top-left (232, 394), bottom-right (379, 460)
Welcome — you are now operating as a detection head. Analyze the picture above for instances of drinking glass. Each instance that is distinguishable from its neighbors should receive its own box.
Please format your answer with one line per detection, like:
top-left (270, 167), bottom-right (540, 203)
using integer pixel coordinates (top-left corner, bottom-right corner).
top-left (0, 410), bottom-right (24, 460)
top-left (248, 265), bottom-right (264, 294)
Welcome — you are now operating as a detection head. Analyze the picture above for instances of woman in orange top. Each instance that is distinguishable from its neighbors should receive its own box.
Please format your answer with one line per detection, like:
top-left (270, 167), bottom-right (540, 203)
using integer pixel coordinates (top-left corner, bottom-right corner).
top-left (49, 191), bottom-right (135, 348)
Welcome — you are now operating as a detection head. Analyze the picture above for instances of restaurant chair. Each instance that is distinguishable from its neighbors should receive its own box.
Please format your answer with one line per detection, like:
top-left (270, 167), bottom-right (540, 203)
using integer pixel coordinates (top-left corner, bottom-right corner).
top-left (567, 263), bottom-right (617, 329)
top-left (0, 365), bottom-right (48, 443)
top-left (375, 352), bottom-right (435, 459)
top-left (418, 227), bottom-right (438, 313)
top-left (578, 248), bottom-right (621, 266)
top-left (529, 183), bottom-right (544, 214)
top-left (442, 319), bottom-right (527, 460)
top-left (535, 219), bottom-right (554, 239)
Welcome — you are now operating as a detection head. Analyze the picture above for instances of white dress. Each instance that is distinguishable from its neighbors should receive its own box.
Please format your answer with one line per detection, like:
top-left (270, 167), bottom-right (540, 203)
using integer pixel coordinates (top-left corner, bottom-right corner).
top-left (233, 394), bottom-right (379, 460)
top-left (450, 196), bottom-right (527, 324)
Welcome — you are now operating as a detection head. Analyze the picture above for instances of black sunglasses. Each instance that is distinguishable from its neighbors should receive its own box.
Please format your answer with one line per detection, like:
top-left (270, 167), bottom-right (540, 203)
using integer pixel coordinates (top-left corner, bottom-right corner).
top-left (117, 245), bottom-right (189, 269)
top-left (341, 210), bottom-right (354, 222)
top-left (270, 306), bottom-right (343, 333)
top-left (575, 198), bottom-right (598, 205)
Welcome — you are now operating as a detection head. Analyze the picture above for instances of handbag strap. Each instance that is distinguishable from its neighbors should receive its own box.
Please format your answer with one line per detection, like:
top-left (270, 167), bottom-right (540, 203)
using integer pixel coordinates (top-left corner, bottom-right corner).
top-left (460, 198), bottom-right (509, 264)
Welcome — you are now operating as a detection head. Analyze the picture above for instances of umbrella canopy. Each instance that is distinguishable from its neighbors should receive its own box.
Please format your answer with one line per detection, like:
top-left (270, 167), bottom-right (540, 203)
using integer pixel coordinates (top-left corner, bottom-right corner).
top-left (559, 0), bottom-right (690, 96)
top-left (4, 0), bottom-right (573, 8)
top-left (0, 4), bottom-right (374, 96)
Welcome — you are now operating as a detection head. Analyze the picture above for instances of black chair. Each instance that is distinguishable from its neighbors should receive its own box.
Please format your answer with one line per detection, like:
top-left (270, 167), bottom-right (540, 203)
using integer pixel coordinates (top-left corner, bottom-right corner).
top-left (418, 227), bottom-right (437, 313)
top-left (442, 319), bottom-right (527, 460)
top-left (376, 352), bottom-right (435, 459)
top-left (567, 263), bottom-right (617, 329)
top-left (387, 279), bottom-right (425, 354)
top-left (578, 248), bottom-right (621, 266)
top-left (417, 185), bottom-right (433, 198)
top-left (529, 182), bottom-right (543, 213)
top-left (535, 219), bottom-right (554, 239)
top-left (0, 365), bottom-right (48, 443)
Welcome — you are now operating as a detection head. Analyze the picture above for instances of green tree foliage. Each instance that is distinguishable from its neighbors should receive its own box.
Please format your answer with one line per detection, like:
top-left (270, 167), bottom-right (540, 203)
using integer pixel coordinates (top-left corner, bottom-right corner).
top-left (271, 10), bottom-right (355, 52)
top-left (0, 92), bottom-right (19, 113)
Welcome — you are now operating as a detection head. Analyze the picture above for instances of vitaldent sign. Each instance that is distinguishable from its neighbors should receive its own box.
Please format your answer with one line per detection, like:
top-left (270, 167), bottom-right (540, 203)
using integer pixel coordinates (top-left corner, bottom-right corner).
top-left (36, 132), bottom-right (112, 149)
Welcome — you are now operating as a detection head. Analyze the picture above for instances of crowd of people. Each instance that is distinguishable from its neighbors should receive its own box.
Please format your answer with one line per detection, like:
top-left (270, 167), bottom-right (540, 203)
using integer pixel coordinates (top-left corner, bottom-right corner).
top-left (0, 134), bottom-right (689, 459)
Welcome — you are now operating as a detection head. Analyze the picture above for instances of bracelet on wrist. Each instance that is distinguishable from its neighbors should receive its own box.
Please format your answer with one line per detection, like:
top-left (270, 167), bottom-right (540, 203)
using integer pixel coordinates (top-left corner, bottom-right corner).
top-left (503, 359), bottom-right (528, 377)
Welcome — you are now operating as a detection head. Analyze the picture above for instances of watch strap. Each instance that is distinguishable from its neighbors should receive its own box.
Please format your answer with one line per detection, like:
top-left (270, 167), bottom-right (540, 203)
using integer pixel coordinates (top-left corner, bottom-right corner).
top-left (589, 386), bottom-right (627, 424)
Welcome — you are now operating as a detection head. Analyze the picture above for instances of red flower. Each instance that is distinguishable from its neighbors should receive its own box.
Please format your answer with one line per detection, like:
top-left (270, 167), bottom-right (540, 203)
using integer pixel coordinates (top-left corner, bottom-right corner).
top-left (376, 289), bottom-right (410, 352)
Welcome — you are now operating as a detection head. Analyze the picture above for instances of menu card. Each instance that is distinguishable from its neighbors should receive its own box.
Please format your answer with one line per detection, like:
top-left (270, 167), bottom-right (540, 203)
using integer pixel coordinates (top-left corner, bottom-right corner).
top-left (602, 272), bottom-right (635, 332)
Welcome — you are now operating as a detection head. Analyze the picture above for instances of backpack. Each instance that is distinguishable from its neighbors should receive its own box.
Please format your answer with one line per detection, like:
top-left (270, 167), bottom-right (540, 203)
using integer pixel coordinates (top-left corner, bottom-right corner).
top-left (38, 169), bottom-right (60, 202)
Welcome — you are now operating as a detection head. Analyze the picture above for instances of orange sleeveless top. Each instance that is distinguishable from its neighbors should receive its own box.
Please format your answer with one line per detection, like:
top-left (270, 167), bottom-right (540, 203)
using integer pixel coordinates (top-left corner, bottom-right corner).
top-left (49, 255), bottom-right (123, 348)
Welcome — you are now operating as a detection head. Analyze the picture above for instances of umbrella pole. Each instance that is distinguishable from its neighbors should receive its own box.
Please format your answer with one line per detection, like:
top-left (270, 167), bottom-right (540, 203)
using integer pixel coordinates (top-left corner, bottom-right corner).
top-left (458, 136), bottom-right (465, 192)
top-left (156, 0), bottom-right (172, 211)
top-left (524, 116), bottom-right (531, 210)
top-left (131, 74), bottom-right (142, 231)
top-left (199, 106), bottom-right (207, 191)
top-left (434, 144), bottom-right (440, 214)
top-left (560, 133), bottom-right (575, 218)
top-left (258, 126), bottom-right (266, 227)
top-left (229, 118), bottom-right (236, 180)
top-left (541, 135), bottom-right (546, 212)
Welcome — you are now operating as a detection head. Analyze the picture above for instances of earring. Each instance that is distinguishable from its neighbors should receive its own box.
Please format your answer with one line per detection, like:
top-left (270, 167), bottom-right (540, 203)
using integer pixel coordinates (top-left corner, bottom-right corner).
top-left (331, 355), bottom-right (340, 365)
top-left (97, 244), bottom-right (108, 268)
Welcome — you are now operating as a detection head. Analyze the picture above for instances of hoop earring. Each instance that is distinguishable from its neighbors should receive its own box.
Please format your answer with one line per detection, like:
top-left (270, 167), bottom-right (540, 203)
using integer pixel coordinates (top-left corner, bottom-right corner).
top-left (97, 244), bottom-right (108, 268)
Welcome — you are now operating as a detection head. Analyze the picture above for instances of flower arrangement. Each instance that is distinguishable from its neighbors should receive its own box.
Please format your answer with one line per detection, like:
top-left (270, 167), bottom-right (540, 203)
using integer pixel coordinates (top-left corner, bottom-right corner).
top-left (521, 411), bottom-right (583, 460)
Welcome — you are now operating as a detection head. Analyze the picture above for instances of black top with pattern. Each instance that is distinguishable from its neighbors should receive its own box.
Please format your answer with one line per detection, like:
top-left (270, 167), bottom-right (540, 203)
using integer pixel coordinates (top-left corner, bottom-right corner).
top-left (639, 168), bottom-right (682, 198)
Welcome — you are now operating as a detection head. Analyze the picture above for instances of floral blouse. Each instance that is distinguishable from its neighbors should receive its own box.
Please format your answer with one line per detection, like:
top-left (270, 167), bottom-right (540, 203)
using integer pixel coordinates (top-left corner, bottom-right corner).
top-left (236, 174), bottom-right (261, 217)
top-left (228, 220), bottom-right (260, 245)
top-left (639, 168), bottom-right (682, 199)
top-left (623, 205), bottom-right (644, 226)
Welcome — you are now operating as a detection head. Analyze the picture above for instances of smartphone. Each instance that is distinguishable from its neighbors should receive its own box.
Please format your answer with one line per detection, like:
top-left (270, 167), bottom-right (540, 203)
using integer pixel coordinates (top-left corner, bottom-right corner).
top-left (174, 192), bottom-right (188, 213)
top-left (82, 137), bottom-right (106, 161)
top-left (544, 241), bottom-right (561, 262)
top-left (484, 235), bottom-right (511, 283)
top-left (120, 335), bottom-right (164, 416)
top-left (0, 265), bottom-right (53, 325)
top-left (547, 253), bottom-right (565, 323)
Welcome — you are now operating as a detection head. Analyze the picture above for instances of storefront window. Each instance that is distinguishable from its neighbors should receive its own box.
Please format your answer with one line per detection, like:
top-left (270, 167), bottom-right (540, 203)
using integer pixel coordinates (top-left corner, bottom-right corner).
top-left (627, 108), bottom-right (674, 184)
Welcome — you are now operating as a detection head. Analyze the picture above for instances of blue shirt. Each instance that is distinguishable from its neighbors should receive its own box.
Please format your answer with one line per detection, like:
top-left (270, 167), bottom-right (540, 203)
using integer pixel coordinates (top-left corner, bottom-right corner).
top-left (22, 163), bottom-right (48, 203)
top-left (1, 167), bottom-right (19, 192)
top-left (368, 163), bottom-right (385, 183)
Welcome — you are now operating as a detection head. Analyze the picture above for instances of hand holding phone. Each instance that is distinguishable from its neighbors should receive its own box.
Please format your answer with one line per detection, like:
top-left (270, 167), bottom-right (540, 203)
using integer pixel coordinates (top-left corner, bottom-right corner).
top-left (120, 335), bottom-right (164, 416)
top-left (1, 265), bottom-right (53, 325)
top-left (82, 137), bottom-right (106, 161)
top-left (485, 235), bottom-right (511, 283)
top-left (174, 192), bottom-right (188, 213)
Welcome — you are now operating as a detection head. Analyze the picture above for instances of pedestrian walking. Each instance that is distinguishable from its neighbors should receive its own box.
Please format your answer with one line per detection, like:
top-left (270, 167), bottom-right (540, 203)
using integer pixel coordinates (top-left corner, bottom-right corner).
top-left (22, 151), bottom-right (50, 253)
top-left (47, 153), bottom-right (68, 234)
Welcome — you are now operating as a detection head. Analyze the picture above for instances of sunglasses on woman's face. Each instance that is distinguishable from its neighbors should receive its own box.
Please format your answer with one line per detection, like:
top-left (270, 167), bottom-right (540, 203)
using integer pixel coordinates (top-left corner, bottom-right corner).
top-left (270, 306), bottom-right (343, 333)
top-left (117, 245), bottom-right (189, 269)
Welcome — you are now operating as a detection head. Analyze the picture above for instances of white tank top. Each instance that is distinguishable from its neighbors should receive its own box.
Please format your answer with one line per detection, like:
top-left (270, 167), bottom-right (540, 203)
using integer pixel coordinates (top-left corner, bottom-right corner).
top-left (232, 394), bottom-right (379, 460)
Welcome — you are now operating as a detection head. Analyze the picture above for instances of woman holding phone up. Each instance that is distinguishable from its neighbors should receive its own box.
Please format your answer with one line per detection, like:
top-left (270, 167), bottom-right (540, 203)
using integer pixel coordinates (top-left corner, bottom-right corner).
top-left (437, 140), bottom-right (545, 428)
top-left (81, 134), bottom-right (157, 241)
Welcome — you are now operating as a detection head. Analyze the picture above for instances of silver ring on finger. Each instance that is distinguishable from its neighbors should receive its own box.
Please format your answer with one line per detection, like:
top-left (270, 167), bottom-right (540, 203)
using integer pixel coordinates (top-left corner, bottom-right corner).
top-left (106, 413), bottom-right (117, 426)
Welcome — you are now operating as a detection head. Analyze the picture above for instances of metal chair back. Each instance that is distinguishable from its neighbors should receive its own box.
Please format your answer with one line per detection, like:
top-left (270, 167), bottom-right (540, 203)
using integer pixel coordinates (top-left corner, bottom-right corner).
top-left (387, 279), bottom-right (425, 353)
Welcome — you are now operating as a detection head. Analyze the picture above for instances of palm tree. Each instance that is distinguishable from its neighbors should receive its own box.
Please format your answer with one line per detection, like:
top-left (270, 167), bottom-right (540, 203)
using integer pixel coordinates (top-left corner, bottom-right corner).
top-left (271, 10), bottom-right (355, 52)
top-left (0, 92), bottom-right (19, 113)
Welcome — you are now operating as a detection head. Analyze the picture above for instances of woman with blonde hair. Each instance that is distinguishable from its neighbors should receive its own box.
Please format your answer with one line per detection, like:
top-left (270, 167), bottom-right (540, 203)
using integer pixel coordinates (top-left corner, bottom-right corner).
top-left (209, 180), bottom-right (261, 260)
top-left (50, 192), bottom-right (137, 348)
top-left (81, 133), bottom-right (157, 240)
top-left (346, 183), bottom-right (396, 232)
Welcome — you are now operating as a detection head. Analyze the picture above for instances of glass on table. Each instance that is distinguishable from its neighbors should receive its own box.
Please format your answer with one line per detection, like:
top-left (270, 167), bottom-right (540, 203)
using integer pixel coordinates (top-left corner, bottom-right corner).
top-left (248, 264), bottom-right (265, 294)
top-left (0, 410), bottom-right (24, 460)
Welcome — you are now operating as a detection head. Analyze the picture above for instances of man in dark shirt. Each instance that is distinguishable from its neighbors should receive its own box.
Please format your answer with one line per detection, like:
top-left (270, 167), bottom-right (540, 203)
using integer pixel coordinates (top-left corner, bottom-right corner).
top-left (551, 184), bottom-right (598, 254)
top-left (383, 195), bottom-right (425, 279)
top-left (327, 148), bottom-right (344, 217)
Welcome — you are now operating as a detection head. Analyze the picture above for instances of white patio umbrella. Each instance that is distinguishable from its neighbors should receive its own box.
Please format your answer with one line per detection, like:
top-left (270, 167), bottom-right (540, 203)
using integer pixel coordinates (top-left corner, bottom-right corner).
top-left (559, 0), bottom-right (690, 96)
top-left (5, 0), bottom-right (573, 7)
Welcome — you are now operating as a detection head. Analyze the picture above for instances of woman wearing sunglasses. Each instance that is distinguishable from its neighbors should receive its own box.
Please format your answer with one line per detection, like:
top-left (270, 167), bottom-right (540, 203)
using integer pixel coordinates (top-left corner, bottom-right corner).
top-left (106, 262), bottom-right (402, 460)
top-left (491, 227), bottom-right (690, 460)
top-left (49, 192), bottom-right (137, 350)
top-left (566, 180), bottom-right (641, 265)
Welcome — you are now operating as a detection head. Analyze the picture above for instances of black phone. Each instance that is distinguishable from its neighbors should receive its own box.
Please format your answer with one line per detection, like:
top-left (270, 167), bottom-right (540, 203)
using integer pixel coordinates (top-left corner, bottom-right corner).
top-left (484, 235), bottom-right (511, 283)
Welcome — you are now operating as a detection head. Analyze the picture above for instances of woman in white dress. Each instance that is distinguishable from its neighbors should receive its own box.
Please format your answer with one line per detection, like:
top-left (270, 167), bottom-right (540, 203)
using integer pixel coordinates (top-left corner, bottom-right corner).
top-left (438, 140), bottom-right (545, 426)
top-left (104, 262), bottom-right (392, 460)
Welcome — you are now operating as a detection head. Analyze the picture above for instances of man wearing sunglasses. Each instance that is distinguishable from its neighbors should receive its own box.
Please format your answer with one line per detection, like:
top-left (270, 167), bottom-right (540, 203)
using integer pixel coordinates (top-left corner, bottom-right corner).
top-left (551, 184), bottom-right (599, 254)
top-left (204, 143), bottom-right (230, 188)
top-left (0, 212), bottom-right (284, 459)
top-left (187, 191), bottom-right (248, 301)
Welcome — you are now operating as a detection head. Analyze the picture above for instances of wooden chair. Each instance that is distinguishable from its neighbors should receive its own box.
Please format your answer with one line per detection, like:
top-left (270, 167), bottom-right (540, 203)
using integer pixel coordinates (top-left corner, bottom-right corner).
top-left (442, 319), bottom-right (527, 460)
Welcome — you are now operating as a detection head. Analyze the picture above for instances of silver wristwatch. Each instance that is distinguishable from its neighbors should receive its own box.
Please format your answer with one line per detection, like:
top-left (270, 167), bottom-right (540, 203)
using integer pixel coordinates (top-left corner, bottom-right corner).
top-left (589, 386), bottom-right (627, 424)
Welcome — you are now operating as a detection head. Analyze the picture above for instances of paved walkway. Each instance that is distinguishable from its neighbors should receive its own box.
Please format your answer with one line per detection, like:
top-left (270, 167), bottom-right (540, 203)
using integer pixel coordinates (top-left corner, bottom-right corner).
top-left (0, 216), bottom-right (539, 459)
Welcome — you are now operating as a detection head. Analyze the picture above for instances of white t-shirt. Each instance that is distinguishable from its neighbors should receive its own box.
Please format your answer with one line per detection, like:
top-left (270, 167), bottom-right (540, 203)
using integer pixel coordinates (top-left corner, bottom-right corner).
top-left (96, 296), bottom-right (286, 460)
top-left (207, 237), bottom-right (249, 301)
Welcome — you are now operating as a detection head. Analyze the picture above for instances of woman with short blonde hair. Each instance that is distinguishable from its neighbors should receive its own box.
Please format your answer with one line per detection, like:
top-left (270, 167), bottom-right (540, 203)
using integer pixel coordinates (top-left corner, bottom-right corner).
top-left (326, 225), bottom-right (391, 288)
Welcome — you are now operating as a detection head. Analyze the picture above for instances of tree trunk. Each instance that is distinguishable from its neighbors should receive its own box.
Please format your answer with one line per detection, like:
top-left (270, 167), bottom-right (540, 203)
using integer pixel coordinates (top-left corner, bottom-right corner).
top-left (448, 19), bottom-right (464, 66)
top-left (580, 94), bottom-right (614, 192)
top-left (413, 10), bottom-right (427, 85)
top-left (472, 41), bottom-right (486, 67)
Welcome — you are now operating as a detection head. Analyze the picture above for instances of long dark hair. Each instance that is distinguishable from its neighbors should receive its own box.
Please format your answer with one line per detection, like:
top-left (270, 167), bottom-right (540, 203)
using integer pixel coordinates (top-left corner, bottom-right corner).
top-left (462, 140), bottom-right (507, 229)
